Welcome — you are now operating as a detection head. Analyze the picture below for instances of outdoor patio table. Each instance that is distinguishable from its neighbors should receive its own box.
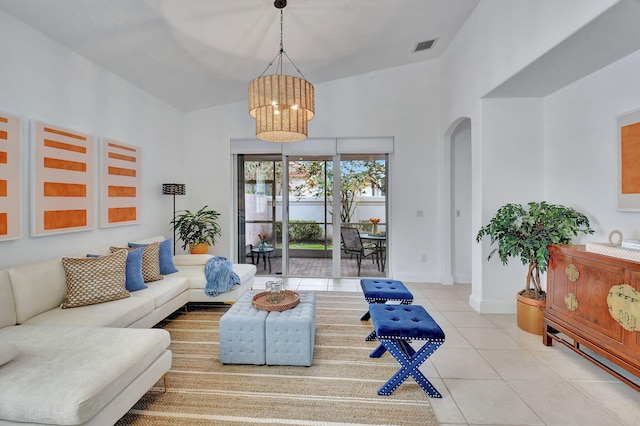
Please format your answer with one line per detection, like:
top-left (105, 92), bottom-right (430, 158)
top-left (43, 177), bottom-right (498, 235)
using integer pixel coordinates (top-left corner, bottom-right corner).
top-left (360, 233), bottom-right (387, 271)
top-left (251, 246), bottom-right (275, 273)
top-left (368, 304), bottom-right (445, 398)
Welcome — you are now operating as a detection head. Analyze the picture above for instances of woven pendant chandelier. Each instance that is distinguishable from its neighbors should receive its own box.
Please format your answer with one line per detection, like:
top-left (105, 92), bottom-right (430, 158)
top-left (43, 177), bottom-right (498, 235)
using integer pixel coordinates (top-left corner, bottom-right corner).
top-left (248, 0), bottom-right (314, 142)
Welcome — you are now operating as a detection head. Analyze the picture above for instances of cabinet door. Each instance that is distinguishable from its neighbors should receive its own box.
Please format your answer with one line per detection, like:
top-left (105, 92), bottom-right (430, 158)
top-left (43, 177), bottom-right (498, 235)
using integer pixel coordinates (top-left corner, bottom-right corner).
top-left (624, 272), bottom-right (640, 355)
top-left (546, 251), bottom-right (573, 317)
top-left (573, 257), bottom-right (625, 345)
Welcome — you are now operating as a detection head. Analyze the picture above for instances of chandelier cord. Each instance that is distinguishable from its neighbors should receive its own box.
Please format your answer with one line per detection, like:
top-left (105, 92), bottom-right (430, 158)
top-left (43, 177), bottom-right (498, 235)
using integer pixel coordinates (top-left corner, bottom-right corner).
top-left (257, 9), bottom-right (308, 81)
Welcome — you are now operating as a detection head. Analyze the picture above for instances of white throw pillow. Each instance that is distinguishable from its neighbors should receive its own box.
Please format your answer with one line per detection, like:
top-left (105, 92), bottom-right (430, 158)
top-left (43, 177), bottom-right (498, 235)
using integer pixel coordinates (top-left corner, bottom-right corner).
top-left (0, 343), bottom-right (18, 367)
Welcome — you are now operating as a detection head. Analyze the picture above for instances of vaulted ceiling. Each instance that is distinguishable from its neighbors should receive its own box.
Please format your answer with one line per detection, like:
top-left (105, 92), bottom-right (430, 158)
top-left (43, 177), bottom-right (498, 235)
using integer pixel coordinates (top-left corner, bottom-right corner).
top-left (0, 0), bottom-right (479, 111)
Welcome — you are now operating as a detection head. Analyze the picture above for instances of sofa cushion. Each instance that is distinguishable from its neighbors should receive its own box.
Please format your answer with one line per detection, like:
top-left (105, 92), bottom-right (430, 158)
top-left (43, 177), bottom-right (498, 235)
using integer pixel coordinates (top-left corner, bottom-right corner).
top-left (0, 325), bottom-right (170, 425)
top-left (0, 343), bottom-right (18, 367)
top-left (129, 238), bottom-right (178, 275)
top-left (8, 259), bottom-right (68, 324)
top-left (129, 275), bottom-right (189, 309)
top-left (0, 270), bottom-right (16, 328)
top-left (112, 242), bottom-right (163, 283)
top-left (21, 296), bottom-right (154, 328)
top-left (173, 254), bottom-right (213, 266)
top-left (61, 250), bottom-right (130, 309)
top-left (184, 263), bottom-right (257, 290)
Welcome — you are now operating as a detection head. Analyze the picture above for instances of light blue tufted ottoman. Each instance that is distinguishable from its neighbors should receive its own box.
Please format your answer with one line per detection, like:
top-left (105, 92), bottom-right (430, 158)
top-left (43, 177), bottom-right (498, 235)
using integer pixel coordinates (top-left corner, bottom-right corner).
top-left (265, 292), bottom-right (316, 366)
top-left (219, 291), bottom-right (317, 366)
top-left (219, 291), bottom-right (268, 365)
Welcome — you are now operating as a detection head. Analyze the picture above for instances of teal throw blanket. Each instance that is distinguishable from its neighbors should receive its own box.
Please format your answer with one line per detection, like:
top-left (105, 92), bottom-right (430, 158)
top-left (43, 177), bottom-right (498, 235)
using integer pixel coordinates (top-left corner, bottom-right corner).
top-left (204, 256), bottom-right (240, 297)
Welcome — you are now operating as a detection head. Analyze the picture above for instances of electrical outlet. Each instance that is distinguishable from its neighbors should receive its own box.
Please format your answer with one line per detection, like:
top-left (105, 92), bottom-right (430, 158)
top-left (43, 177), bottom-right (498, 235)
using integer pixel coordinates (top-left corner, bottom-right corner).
top-left (421, 254), bottom-right (427, 263)
top-left (417, 210), bottom-right (424, 217)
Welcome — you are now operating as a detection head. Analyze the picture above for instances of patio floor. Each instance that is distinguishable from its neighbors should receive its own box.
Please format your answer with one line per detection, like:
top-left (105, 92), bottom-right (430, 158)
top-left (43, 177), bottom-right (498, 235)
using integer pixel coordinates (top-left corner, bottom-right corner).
top-left (251, 255), bottom-right (386, 278)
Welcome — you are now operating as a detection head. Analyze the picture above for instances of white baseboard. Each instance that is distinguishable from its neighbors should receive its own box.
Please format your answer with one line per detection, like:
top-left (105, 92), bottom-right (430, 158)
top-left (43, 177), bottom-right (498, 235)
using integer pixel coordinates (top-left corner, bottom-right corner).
top-left (453, 274), bottom-right (471, 284)
top-left (391, 272), bottom-right (441, 283)
top-left (469, 294), bottom-right (516, 314)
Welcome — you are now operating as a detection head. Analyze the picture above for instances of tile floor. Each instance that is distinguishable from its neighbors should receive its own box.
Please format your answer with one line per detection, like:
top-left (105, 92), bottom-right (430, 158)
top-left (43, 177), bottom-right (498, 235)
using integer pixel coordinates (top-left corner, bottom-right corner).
top-left (254, 276), bottom-right (640, 426)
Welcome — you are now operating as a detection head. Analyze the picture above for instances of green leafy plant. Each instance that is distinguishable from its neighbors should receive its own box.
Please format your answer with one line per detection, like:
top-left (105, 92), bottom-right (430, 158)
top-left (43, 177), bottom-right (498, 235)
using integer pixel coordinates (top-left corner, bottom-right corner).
top-left (475, 201), bottom-right (593, 300)
top-left (275, 220), bottom-right (322, 242)
top-left (172, 206), bottom-right (222, 250)
top-left (291, 160), bottom-right (385, 223)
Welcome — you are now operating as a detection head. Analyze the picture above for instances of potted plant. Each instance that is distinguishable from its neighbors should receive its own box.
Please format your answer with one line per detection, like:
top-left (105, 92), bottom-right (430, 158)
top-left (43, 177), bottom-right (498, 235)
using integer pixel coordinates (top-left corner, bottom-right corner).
top-left (475, 201), bottom-right (593, 334)
top-left (172, 205), bottom-right (222, 254)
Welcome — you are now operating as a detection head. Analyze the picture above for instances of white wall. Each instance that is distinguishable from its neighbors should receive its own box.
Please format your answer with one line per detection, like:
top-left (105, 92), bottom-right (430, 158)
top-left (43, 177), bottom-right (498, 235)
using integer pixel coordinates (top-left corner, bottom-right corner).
top-left (184, 60), bottom-right (442, 281)
top-left (472, 98), bottom-right (544, 312)
top-left (544, 48), bottom-right (640, 242)
top-left (441, 0), bottom-right (619, 312)
top-left (441, 0), bottom-right (618, 125)
top-left (182, 101), bottom-right (250, 257)
top-left (0, 10), bottom-right (185, 269)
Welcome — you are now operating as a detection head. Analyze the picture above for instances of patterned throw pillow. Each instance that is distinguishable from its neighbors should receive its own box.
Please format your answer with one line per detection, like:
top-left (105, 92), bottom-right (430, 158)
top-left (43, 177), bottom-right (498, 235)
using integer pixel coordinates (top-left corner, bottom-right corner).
top-left (111, 242), bottom-right (163, 283)
top-left (94, 247), bottom-right (147, 291)
top-left (61, 249), bottom-right (130, 309)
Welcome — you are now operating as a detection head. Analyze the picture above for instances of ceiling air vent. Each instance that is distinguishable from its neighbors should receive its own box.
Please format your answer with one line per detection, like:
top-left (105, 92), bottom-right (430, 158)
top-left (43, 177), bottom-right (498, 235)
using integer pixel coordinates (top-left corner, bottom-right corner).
top-left (414, 39), bottom-right (437, 53)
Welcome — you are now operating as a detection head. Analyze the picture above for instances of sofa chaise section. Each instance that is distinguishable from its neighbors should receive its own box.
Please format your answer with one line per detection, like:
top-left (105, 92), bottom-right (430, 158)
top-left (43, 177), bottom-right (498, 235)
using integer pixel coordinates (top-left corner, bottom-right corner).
top-left (0, 325), bottom-right (171, 425)
top-left (0, 235), bottom-right (256, 425)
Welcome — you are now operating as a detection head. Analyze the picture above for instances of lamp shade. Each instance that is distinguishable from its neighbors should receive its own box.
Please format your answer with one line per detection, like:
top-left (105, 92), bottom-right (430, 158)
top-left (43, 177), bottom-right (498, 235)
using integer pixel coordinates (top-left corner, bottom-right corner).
top-left (162, 183), bottom-right (185, 195)
top-left (249, 74), bottom-right (314, 142)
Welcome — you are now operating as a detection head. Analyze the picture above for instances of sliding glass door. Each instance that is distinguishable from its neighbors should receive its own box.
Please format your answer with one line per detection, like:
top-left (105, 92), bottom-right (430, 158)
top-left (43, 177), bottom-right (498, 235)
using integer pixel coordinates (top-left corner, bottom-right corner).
top-left (237, 155), bottom-right (282, 275)
top-left (339, 154), bottom-right (388, 277)
top-left (236, 152), bottom-right (388, 278)
top-left (286, 156), bottom-right (333, 277)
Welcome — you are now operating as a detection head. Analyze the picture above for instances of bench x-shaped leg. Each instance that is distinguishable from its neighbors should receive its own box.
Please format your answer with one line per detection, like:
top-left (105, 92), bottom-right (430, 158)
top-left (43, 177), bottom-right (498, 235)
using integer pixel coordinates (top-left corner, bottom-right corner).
top-left (371, 338), bottom-right (443, 398)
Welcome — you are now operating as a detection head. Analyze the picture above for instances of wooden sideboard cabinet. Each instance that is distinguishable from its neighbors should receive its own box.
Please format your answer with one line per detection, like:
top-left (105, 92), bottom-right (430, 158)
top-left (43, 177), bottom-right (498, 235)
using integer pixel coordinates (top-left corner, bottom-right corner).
top-left (544, 244), bottom-right (640, 390)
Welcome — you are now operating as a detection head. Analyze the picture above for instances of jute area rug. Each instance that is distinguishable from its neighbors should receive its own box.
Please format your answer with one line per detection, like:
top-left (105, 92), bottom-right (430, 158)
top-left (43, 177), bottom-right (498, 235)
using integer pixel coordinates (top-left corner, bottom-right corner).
top-left (116, 291), bottom-right (439, 425)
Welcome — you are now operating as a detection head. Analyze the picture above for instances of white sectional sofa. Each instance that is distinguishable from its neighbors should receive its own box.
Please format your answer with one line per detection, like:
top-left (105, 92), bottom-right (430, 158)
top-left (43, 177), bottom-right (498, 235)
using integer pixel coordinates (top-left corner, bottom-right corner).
top-left (0, 235), bottom-right (256, 425)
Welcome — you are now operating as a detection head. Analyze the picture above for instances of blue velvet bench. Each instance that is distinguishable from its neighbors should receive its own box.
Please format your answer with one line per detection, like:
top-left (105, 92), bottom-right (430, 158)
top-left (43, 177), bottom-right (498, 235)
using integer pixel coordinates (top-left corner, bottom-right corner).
top-left (360, 279), bottom-right (413, 340)
top-left (369, 304), bottom-right (445, 398)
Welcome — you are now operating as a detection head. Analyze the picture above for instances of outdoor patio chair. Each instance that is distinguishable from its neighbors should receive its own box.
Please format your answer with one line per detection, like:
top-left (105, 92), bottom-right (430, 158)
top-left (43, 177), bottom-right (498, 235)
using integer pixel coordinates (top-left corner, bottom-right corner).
top-left (340, 226), bottom-right (378, 276)
top-left (246, 244), bottom-right (255, 264)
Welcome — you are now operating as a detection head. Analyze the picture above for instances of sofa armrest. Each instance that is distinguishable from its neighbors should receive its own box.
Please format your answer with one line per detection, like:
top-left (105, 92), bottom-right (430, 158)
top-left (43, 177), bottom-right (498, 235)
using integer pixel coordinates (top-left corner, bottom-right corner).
top-left (173, 254), bottom-right (213, 267)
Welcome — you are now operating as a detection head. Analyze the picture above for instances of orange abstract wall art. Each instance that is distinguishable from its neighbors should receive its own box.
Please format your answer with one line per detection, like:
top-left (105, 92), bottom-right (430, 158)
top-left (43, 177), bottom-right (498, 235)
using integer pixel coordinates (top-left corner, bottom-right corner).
top-left (32, 121), bottom-right (94, 235)
top-left (100, 138), bottom-right (141, 227)
top-left (617, 110), bottom-right (640, 211)
top-left (621, 121), bottom-right (640, 194)
top-left (0, 113), bottom-right (21, 240)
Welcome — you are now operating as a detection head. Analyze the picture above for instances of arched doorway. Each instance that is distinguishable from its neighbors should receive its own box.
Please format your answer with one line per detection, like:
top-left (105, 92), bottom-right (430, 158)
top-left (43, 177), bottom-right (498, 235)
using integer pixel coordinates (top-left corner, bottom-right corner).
top-left (442, 117), bottom-right (472, 285)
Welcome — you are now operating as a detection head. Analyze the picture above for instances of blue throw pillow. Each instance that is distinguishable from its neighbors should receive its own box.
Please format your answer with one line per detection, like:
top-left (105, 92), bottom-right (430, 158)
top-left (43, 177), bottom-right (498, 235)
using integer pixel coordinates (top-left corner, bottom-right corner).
top-left (87, 248), bottom-right (147, 292)
top-left (129, 238), bottom-right (178, 275)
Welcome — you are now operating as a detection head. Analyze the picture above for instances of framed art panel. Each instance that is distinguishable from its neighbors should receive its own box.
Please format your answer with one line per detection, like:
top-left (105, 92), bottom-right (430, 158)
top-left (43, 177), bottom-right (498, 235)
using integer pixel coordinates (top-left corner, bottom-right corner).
top-left (31, 121), bottom-right (95, 236)
top-left (0, 112), bottom-right (21, 241)
top-left (618, 109), bottom-right (640, 211)
top-left (99, 138), bottom-right (141, 227)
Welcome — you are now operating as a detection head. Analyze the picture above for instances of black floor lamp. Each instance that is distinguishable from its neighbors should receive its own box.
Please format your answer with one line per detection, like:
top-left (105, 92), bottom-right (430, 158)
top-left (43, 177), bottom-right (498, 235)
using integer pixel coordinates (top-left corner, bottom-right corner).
top-left (162, 183), bottom-right (186, 255)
